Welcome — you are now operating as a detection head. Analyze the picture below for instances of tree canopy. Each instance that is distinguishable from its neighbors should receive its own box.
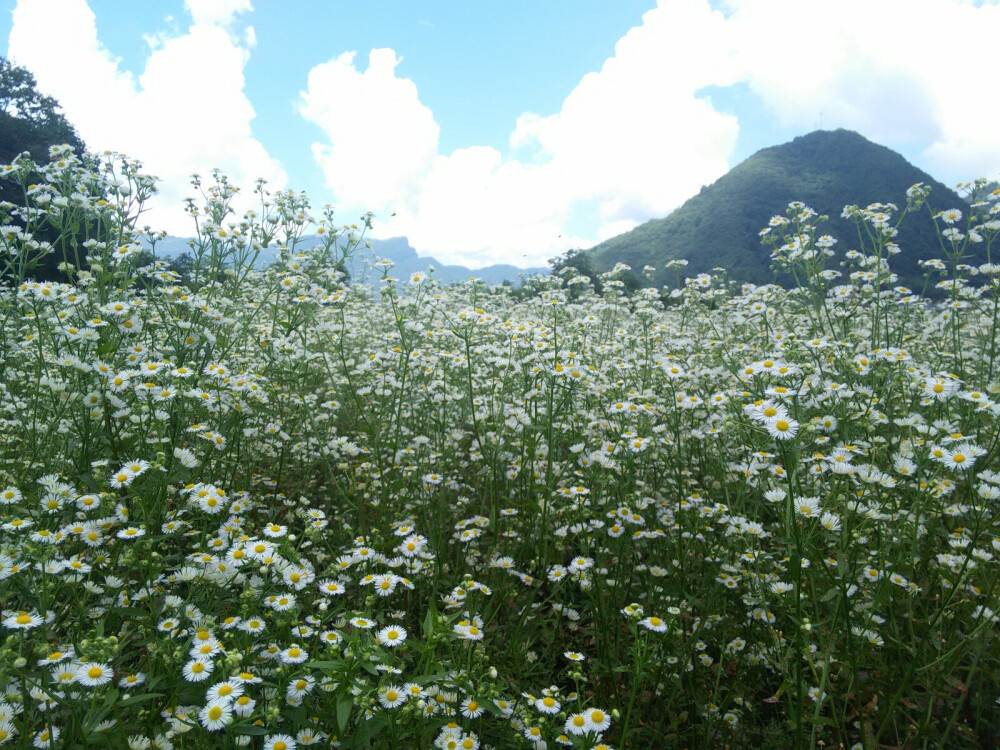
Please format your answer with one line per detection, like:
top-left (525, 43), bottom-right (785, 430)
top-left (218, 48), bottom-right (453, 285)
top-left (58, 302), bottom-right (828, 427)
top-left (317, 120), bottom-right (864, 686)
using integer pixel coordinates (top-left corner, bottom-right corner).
top-left (0, 56), bottom-right (85, 163)
top-left (1, 57), bottom-right (90, 281)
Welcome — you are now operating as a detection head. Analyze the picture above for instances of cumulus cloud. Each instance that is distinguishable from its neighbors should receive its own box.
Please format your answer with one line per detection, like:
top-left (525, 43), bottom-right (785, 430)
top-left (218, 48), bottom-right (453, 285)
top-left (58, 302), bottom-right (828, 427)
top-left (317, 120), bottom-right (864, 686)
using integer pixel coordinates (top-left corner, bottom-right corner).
top-left (300, 0), bottom-right (999, 268)
top-left (10, 0), bottom-right (995, 264)
top-left (300, 0), bottom-right (741, 267)
top-left (725, 0), bottom-right (1000, 181)
top-left (511, 0), bottom-right (740, 221)
top-left (298, 49), bottom-right (439, 210)
top-left (7, 0), bottom-right (284, 236)
top-left (185, 0), bottom-right (254, 28)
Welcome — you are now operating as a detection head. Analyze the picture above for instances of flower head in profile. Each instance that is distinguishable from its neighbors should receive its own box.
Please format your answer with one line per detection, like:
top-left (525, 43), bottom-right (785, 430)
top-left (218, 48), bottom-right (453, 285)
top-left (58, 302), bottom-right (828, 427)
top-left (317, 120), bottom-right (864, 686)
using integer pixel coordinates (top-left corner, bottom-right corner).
top-left (3, 610), bottom-right (42, 630)
top-left (639, 615), bottom-right (668, 633)
top-left (936, 443), bottom-right (985, 471)
top-left (263, 735), bottom-right (297, 750)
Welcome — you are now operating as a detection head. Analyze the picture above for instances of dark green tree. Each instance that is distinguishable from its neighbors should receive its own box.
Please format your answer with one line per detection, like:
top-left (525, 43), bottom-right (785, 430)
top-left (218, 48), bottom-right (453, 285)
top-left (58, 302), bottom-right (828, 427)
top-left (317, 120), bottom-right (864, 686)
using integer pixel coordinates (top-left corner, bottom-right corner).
top-left (0, 56), bottom-right (85, 163)
top-left (167, 251), bottom-right (196, 283)
top-left (1, 56), bottom-right (90, 281)
top-left (549, 247), bottom-right (603, 297)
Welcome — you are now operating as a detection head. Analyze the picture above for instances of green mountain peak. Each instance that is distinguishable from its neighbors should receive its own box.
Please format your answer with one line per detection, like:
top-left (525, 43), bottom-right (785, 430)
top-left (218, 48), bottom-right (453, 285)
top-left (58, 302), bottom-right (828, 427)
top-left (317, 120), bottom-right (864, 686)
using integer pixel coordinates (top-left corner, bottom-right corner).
top-left (584, 129), bottom-right (969, 291)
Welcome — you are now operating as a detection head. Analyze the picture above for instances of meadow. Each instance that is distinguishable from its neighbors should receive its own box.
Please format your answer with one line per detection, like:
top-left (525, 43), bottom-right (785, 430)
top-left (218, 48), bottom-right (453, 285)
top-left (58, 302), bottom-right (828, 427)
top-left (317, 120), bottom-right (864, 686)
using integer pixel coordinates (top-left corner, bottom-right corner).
top-left (0, 146), bottom-right (999, 749)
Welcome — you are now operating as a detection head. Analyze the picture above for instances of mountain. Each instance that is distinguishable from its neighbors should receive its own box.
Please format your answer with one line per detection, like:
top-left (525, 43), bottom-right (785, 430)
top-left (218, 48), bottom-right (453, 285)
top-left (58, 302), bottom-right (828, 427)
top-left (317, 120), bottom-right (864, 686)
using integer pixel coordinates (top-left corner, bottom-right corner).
top-left (585, 129), bottom-right (969, 292)
top-left (146, 234), bottom-right (548, 287)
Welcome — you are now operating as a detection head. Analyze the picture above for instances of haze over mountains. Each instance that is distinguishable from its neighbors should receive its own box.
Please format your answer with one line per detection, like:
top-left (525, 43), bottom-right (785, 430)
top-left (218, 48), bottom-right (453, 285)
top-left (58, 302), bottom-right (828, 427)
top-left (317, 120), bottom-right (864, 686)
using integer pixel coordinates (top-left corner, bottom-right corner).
top-left (152, 130), bottom-right (981, 291)
top-left (148, 234), bottom-right (550, 286)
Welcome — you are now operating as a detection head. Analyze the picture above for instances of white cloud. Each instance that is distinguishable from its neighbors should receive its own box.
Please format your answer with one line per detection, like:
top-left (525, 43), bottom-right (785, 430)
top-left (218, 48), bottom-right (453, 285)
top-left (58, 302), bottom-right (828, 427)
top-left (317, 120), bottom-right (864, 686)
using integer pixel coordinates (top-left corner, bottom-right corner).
top-left (7, 0), bottom-right (284, 236)
top-left (511, 0), bottom-right (740, 221)
top-left (300, 0), bottom-right (1000, 268)
top-left (9, 0), bottom-right (995, 264)
top-left (298, 49), bottom-right (439, 210)
top-left (300, 0), bottom-right (741, 267)
top-left (185, 0), bottom-right (253, 28)
top-left (724, 0), bottom-right (1000, 183)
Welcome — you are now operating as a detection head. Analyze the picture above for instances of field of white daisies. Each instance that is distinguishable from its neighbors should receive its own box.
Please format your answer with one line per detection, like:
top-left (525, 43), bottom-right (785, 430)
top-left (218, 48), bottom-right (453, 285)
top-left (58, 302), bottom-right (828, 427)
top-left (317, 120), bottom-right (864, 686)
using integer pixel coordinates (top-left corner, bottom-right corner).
top-left (0, 146), bottom-right (999, 750)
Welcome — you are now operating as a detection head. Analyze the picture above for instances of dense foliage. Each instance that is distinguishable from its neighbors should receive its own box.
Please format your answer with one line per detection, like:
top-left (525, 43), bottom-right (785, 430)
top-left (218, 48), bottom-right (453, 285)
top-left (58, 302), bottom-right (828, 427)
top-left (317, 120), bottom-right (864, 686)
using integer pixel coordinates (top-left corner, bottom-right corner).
top-left (0, 56), bottom-right (91, 285)
top-left (1, 147), bottom-right (999, 750)
top-left (0, 57), bottom-right (85, 165)
top-left (587, 130), bottom-right (971, 294)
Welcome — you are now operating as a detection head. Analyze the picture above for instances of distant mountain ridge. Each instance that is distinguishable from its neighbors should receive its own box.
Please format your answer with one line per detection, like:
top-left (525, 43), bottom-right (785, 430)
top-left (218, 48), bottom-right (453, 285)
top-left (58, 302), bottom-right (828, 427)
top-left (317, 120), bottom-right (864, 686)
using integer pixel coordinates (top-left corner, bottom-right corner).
top-left (585, 129), bottom-right (971, 291)
top-left (145, 234), bottom-right (549, 287)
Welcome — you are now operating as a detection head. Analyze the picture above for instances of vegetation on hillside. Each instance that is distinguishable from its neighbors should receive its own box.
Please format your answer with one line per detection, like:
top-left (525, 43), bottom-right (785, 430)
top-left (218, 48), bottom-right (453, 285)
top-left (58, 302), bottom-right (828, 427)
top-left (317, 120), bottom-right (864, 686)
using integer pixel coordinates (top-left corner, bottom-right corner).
top-left (586, 130), bottom-right (973, 295)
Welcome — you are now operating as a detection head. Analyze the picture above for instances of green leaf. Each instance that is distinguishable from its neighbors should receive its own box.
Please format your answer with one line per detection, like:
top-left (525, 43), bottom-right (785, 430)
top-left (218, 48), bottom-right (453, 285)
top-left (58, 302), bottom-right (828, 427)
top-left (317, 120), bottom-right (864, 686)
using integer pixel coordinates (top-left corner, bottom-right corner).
top-left (422, 604), bottom-right (435, 637)
top-left (114, 606), bottom-right (149, 620)
top-left (117, 691), bottom-right (165, 708)
top-left (305, 660), bottom-right (342, 671)
top-left (233, 723), bottom-right (269, 736)
top-left (337, 697), bottom-right (353, 732)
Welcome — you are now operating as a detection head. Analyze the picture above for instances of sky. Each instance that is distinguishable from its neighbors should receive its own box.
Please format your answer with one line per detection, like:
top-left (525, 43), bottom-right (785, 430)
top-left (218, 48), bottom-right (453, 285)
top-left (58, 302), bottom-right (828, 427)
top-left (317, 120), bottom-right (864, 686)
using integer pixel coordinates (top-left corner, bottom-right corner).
top-left (3, 0), bottom-right (999, 268)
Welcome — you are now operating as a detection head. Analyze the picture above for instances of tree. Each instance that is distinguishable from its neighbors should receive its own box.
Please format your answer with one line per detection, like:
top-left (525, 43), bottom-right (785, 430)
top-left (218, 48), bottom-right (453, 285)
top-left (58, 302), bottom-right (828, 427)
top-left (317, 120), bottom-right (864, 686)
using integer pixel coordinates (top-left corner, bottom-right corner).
top-left (549, 247), bottom-right (603, 297)
top-left (167, 252), bottom-right (196, 283)
top-left (0, 56), bottom-right (85, 163)
top-left (1, 57), bottom-right (90, 282)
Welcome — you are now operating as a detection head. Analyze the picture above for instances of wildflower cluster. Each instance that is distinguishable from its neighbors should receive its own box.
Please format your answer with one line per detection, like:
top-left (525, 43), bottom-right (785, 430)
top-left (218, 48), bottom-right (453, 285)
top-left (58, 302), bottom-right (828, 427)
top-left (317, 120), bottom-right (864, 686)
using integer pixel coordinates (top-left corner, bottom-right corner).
top-left (0, 148), bottom-right (999, 748)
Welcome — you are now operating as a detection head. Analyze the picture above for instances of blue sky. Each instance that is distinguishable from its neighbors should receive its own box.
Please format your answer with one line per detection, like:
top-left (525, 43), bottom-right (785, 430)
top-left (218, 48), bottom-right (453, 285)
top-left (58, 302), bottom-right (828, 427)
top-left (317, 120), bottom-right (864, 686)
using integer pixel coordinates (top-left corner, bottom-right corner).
top-left (3, 0), bottom-right (999, 267)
